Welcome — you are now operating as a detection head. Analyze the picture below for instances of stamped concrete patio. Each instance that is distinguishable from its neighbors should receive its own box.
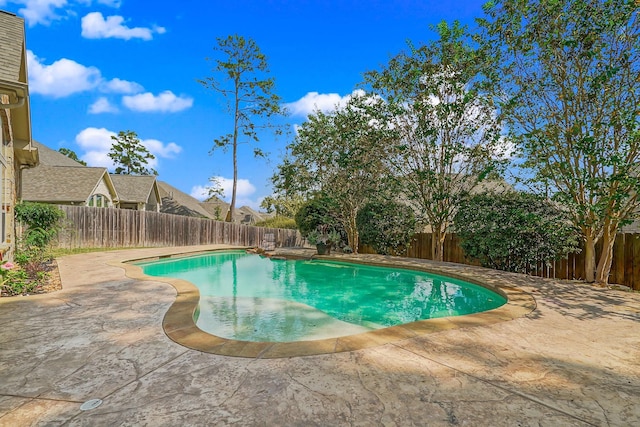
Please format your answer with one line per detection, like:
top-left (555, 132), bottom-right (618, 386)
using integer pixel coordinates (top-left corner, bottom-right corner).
top-left (0, 245), bottom-right (639, 426)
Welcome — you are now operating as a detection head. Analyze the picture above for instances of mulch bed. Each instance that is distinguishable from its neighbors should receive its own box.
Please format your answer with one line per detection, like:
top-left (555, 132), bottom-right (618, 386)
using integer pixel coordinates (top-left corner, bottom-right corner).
top-left (0, 259), bottom-right (62, 297)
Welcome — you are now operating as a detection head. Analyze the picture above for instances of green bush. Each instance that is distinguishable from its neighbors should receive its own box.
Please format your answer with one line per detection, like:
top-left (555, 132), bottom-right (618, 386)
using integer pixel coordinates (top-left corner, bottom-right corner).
top-left (356, 201), bottom-right (417, 255)
top-left (15, 202), bottom-right (64, 248)
top-left (255, 216), bottom-right (298, 229)
top-left (294, 195), bottom-right (341, 237)
top-left (454, 192), bottom-right (581, 273)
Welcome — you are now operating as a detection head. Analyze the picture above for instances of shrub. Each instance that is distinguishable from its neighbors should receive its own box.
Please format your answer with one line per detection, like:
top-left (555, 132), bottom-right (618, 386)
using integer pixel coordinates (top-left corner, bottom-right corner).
top-left (356, 201), bottom-right (417, 255)
top-left (454, 192), bottom-right (581, 273)
top-left (294, 195), bottom-right (341, 237)
top-left (255, 216), bottom-right (297, 229)
top-left (15, 202), bottom-right (64, 248)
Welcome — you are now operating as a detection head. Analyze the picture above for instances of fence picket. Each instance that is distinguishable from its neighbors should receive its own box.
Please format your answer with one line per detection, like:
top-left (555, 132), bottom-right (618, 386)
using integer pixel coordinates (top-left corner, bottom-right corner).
top-left (57, 206), bottom-right (302, 252)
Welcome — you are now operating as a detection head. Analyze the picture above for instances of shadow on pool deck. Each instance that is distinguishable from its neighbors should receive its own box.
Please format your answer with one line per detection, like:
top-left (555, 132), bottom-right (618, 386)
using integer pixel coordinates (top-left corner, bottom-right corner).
top-left (0, 245), bottom-right (638, 426)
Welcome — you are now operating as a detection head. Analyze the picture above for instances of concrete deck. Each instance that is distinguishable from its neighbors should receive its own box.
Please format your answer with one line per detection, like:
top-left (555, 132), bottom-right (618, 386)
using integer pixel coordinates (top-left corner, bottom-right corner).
top-left (1, 245), bottom-right (639, 426)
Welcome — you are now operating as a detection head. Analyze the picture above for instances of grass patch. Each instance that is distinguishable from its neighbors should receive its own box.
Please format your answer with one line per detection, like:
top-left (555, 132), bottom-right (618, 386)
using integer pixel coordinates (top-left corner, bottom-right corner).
top-left (51, 247), bottom-right (146, 258)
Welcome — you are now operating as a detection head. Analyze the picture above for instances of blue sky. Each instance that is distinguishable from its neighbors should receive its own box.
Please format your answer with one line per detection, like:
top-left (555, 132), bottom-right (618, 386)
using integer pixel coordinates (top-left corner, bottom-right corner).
top-left (1, 0), bottom-right (488, 209)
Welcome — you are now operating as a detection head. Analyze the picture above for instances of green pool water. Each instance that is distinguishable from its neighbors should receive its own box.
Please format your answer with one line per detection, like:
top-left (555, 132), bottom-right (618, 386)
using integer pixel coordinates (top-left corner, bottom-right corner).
top-left (137, 250), bottom-right (506, 342)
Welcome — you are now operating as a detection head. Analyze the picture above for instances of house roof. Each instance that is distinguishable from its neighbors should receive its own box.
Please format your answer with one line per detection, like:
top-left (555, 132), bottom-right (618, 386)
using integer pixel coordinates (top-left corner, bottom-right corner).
top-left (199, 201), bottom-right (272, 224)
top-left (0, 10), bottom-right (37, 166)
top-left (110, 174), bottom-right (160, 204)
top-left (0, 11), bottom-right (24, 84)
top-left (22, 166), bottom-right (114, 203)
top-left (31, 140), bottom-right (85, 167)
top-left (158, 181), bottom-right (214, 218)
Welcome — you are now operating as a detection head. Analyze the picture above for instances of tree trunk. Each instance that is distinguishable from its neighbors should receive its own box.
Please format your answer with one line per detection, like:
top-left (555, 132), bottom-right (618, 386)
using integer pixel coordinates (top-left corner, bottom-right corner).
top-left (346, 212), bottom-right (359, 254)
top-left (229, 80), bottom-right (240, 223)
top-left (595, 226), bottom-right (616, 285)
top-left (432, 226), bottom-right (446, 262)
top-left (229, 138), bottom-right (237, 223)
top-left (584, 233), bottom-right (596, 283)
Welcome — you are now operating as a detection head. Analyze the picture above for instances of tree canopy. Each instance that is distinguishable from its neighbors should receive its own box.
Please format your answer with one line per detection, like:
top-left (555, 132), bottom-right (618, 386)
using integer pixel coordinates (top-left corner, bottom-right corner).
top-left (274, 93), bottom-right (395, 252)
top-left (480, 0), bottom-right (640, 283)
top-left (365, 21), bottom-right (507, 261)
top-left (198, 35), bottom-right (284, 222)
top-left (108, 130), bottom-right (156, 175)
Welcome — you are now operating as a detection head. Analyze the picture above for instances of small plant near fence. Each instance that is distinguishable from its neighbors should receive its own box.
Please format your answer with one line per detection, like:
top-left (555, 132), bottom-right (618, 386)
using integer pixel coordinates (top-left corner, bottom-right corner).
top-left (1, 202), bottom-right (64, 296)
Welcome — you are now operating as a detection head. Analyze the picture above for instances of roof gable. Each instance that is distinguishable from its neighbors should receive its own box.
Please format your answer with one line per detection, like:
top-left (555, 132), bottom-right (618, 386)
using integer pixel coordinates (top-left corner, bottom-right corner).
top-left (110, 174), bottom-right (159, 204)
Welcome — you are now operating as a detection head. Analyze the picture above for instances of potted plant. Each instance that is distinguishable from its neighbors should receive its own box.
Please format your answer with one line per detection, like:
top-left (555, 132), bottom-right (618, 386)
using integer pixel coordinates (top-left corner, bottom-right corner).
top-left (307, 225), bottom-right (333, 255)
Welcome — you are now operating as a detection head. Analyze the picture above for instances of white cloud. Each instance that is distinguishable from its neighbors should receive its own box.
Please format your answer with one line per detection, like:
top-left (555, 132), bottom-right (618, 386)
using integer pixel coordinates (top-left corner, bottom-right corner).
top-left (27, 50), bottom-right (101, 97)
top-left (284, 90), bottom-right (366, 117)
top-left (141, 139), bottom-right (181, 158)
top-left (17, 0), bottom-right (67, 27)
top-left (8, 0), bottom-right (121, 27)
top-left (122, 91), bottom-right (193, 113)
top-left (81, 12), bottom-right (165, 40)
top-left (88, 97), bottom-right (118, 114)
top-left (101, 78), bottom-right (144, 94)
top-left (75, 127), bottom-right (182, 171)
top-left (190, 177), bottom-right (256, 203)
top-left (189, 185), bottom-right (210, 201)
top-left (28, 50), bottom-right (181, 110)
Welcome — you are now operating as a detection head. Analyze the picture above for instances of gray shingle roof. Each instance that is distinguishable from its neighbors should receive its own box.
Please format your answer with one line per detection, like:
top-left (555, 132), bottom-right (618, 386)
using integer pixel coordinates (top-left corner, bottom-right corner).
top-left (31, 140), bottom-right (85, 167)
top-left (22, 166), bottom-right (111, 203)
top-left (0, 10), bottom-right (24, 84)
top-left (158, 181), bottom-right (215, 218)
top-left (110, 175), bottom-right (158, 204)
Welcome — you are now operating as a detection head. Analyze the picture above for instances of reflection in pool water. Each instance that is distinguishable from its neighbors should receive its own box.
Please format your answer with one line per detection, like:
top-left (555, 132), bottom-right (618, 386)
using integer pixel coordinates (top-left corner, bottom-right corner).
top-left (138, 251), bottom-right (506, 342)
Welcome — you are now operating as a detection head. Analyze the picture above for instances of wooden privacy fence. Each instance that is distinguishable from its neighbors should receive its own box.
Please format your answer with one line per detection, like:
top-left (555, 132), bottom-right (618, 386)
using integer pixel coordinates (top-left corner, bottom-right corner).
top-left (56, 206), bottom-right (304, 249)
top-left (360, 232), bottom-right (640, 290)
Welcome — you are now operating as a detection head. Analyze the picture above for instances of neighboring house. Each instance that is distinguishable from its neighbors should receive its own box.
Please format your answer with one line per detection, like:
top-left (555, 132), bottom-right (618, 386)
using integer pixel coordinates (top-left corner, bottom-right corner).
top-left (22, 141), bottom-right (119, 207)
top-left (110, 175), bottom-right (161, 212)
top-left (0, 10), bottom-right (39, 260)
top-left (158, 181), bottom-right (271, 224)
top-left (22, 165), bottom-right (118, 208)
top-left (200, 201), bottom-right (273, 225)
top-left (158, 181), bottom-right (214, 219)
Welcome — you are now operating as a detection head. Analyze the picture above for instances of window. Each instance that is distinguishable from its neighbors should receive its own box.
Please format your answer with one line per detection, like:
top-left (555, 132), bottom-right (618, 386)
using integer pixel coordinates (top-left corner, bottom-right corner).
top-left (88, 194), bottom-right (108, 208)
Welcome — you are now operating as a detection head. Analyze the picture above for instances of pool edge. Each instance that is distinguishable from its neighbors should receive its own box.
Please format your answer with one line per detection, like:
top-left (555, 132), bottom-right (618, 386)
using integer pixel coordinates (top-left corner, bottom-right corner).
top-left (114, 248), bottom-right (537, 359)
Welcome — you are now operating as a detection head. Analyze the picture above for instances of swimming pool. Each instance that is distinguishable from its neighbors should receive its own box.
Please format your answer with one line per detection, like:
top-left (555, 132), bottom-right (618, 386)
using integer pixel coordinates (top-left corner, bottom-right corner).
top-left (137, 250), bottom-right (507, 342)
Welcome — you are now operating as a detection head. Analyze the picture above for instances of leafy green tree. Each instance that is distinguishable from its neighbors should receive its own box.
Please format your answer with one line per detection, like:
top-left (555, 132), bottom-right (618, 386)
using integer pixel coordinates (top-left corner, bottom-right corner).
top-left (198, 35), bottom-right (284, 222)
top-left (480, 0), bottom-right (640, 284)
top-left (365, 21), bottom-right (505, 262)
top-left (294, 195), bottom-right (341, 238)
top-left (260, 193), bottom-right (305, 219)
top-left (204, 176), bottom-right (225, 202)
top-left (454, 192), bottom-right (581, 273)
top-left (276, 94), bottom-right (395, 252)
top-left (58, 148), bottom-right (87, 166)
top-left (356, 200), bottom-right (417, 255)
top-left (108, 130), bottom-right (157, 175)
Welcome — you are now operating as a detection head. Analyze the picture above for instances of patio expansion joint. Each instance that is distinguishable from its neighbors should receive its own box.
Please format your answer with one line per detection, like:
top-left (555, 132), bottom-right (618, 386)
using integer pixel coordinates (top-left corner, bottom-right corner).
top-left (389, 342), bottom-right (600, 427)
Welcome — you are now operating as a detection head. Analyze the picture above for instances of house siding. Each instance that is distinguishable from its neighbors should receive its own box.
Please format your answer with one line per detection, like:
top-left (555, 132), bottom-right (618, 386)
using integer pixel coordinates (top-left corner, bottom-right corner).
top-left (0, 95), bottom-right (18, 260)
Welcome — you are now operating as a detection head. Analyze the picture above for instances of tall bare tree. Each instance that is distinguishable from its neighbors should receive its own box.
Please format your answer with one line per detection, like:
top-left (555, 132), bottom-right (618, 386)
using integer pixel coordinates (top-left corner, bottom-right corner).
top-left (481, 0), bottom-right (640, 283)
top-left (198, 35), bottom-right (283, 222)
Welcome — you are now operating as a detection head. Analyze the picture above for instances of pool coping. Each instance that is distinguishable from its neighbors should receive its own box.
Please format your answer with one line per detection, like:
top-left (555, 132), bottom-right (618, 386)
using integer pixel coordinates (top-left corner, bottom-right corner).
top-left (114, 248), bottom-right (537, 359)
